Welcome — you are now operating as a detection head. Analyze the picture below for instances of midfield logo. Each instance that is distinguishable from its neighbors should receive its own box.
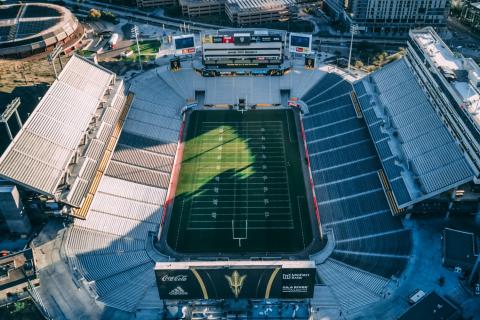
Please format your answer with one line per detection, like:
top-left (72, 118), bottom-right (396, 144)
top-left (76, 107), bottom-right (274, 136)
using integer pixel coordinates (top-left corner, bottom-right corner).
top-left (225, 270), bottom-right (247, 298)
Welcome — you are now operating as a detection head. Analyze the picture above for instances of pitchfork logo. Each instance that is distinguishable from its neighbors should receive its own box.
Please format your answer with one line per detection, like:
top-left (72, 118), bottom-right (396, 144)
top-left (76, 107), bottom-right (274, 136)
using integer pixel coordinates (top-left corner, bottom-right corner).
top-left (225, 270), bottom-right (247, 298)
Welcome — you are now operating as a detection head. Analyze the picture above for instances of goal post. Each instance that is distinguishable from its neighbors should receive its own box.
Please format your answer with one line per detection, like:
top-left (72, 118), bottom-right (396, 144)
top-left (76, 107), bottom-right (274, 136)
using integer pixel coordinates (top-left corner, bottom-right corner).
top-left (232, 219), bottom-right (248, 247)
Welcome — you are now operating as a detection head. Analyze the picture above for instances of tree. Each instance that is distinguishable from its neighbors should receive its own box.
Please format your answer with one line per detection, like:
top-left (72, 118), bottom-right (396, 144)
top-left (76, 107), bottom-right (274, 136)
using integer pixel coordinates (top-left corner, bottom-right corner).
top-left (354, 60), bottom-right (364, 69)
top-left (88, 8), bottom-right (102, 20)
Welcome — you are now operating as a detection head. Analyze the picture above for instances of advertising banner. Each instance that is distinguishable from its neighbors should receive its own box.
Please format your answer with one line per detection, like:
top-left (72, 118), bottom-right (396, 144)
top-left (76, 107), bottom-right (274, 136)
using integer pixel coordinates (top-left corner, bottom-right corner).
top-left (155, 265), bottom-right (315, 300)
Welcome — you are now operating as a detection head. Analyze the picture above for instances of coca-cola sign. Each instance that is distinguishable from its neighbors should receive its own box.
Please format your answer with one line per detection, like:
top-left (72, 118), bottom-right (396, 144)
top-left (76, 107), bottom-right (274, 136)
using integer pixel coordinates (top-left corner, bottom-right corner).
top-left (161, 274), bottom-right (188, 282)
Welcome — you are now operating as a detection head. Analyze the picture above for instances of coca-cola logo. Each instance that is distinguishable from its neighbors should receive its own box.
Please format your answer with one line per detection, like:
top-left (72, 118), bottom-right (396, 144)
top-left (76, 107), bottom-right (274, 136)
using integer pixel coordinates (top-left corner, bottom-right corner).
top-left (161, 274), bottom-right (188, 282)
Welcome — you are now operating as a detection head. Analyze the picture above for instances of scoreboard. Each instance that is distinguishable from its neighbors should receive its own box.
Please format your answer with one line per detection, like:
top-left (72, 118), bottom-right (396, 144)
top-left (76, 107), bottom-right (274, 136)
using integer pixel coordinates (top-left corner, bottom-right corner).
top-left (155, 260), bottom-right (316, 300)
top-left (202, 31), bottom-right (284, 68)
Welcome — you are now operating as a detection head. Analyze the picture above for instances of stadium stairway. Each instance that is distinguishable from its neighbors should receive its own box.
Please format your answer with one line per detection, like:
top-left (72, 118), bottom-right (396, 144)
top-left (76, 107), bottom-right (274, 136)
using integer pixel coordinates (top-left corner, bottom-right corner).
top-left (302, 71), bottom-right (412, 311)
top-left (64, 68), bottom-right (181, 313)
top-left (316, 259), bottom-right (389, 312)
top-left (156, 67), bottom-right (190, 101)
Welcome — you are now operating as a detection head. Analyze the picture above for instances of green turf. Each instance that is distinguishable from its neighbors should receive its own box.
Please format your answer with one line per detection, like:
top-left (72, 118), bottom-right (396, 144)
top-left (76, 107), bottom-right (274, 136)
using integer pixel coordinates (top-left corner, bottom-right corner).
top-left (166, 109), bottom-right (313, 254)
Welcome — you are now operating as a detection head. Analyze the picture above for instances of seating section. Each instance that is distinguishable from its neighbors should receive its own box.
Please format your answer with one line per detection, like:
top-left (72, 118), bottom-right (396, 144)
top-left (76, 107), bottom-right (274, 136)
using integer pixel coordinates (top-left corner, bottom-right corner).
top-left (65, 68), bottom-right (181, 312)
top-left (354, 58), bottom-right (474, 207)
top-left (316, 259), bottom-right (388, 311)
top-left (302, 72), bottom-right (411, 310)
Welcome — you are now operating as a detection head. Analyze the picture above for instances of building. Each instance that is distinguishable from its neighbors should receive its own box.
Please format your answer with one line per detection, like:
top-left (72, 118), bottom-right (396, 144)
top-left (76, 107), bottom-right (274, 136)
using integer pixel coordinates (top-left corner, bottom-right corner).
top-left (0, 3), bottom-right (84, 59)
top-left (443, 228), bottom-right (478, 273)
top-left (0, 184), bottom-right (31, 235)
top-left (324, 0), bottom-right (450, 35)
top-left (398, 292), bottom-right (459, 320)
top-left (178, 0), bottom-right (298, 24)
top-left (178, 0), bottom-right (225, 17)
top-left (201, 29), bottom-right (285, 67)
top-left (136, 0), bottom-right (176, 8)
top-left (225, 0), bottom-right (297, 25)
top-left (460, 2), bottom-right (480, 32)
top-left (0, 249), bottom-right (37, 298)
top-left (0, 55), bottom-right (131, 219)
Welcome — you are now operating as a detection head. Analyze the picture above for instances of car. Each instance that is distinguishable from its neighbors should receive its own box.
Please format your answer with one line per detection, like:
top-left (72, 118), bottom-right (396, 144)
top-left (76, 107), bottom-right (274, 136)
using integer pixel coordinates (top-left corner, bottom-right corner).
top-left (474, 283), bottom-right (480, 296)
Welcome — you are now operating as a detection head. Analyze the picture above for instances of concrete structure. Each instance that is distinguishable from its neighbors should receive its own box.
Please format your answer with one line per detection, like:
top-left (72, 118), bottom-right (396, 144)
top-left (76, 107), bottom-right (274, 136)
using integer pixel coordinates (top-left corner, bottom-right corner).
top-left (201, 29), bottom-right (285, 67)
top-left (324, 0), bottom-right (450, 35)
top-left (179, 0), bottom-right (225, 17)
top-left (226, 0), bottom-right (297, 25)
top-left (398, 292), bottom-right (459, 320)
top-left (136, 0), bottom-right (176, 8)
top-left (178, 0), bottom-right (298, 24)
top-left (354, 27), bottom-right (480, 214)
top-left (461, 2), bottom-right (480, 32)
top-left (0, 55), bottom-right (130, 219)
top-left (443, 228), bottom-right (478, 273)
top-left (0, 3), bottom-right (84, 58)
top-left (0, 249), bottom-right (37, 297)
top-left (0, 185), bottom-right (31, 234)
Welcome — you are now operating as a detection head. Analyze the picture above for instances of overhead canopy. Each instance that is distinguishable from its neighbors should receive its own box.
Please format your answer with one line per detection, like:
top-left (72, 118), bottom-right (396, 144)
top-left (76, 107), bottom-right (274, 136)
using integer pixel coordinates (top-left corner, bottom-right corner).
top-left (355, 58), bottom-right (475, 208)
top-left (0, 55), bottom-right (115, 196)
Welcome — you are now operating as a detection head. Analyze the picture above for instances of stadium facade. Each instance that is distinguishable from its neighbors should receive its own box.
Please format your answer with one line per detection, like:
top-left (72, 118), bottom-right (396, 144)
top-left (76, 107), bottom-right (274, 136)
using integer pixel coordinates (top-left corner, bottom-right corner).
top-left (0, 3), bottom-right (84, 59)
top-left (2, 27), bottom-right (480, 318)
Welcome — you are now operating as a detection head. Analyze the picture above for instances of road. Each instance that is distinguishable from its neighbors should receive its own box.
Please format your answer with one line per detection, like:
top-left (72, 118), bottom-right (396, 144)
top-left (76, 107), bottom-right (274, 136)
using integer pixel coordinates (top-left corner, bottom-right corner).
top-left (58, 0), bottom-right (221, 33)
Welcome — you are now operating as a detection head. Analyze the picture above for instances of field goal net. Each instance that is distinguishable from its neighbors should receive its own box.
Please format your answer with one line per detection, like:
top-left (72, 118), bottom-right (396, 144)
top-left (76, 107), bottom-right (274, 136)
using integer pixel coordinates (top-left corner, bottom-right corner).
top-left (232, 219), bottom-right (248, 247)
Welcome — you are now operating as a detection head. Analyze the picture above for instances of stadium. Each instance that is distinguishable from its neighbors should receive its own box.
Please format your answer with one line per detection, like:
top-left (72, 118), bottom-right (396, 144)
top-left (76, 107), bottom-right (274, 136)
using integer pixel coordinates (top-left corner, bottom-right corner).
top-left (1, 28), bottom-right (480, 318)
top-left (0, 3), bottom-right (83, 59)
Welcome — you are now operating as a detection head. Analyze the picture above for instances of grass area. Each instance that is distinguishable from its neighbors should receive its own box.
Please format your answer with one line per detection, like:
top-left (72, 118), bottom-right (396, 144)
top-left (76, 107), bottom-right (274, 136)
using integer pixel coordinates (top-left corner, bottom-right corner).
top-left (121, 40), bottom-right (162, 63)
top-left (351, 41), bottom-right (406, 72)
top-left (0, 299), bottom-right (44, 320)
top-left (166, 109), bottom-right (313, 254)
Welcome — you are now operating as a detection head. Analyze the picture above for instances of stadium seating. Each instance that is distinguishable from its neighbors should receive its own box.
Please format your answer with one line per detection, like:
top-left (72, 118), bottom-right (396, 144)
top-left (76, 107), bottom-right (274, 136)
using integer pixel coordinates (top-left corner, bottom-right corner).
top-left (316, 259), bottom-right (388, 311)
top-left (65, 68), bottom-right (181, 312)
top-left (355, 58), bottom-right (474, 206)
top-left (302, 73), bottom-right (411, 289)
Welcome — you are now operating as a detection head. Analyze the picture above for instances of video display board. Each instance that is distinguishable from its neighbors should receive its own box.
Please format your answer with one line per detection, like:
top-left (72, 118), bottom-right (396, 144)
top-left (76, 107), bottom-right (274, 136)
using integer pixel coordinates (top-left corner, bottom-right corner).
top-left (289, 33), bottom-right (312, 54)
top-left (173, 35), bottom-right (195, 55)
top-left (155, 263), bottom-right (315, 300)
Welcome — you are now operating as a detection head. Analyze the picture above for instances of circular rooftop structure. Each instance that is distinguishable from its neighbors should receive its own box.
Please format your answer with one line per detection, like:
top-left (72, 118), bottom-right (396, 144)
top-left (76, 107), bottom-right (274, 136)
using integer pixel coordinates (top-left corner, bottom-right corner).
top-left (0, 3), bottom-right (83, 58)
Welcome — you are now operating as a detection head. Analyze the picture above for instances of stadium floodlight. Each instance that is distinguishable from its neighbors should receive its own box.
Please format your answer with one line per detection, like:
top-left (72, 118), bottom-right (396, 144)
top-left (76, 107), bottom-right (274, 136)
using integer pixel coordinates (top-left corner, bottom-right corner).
top-left (348, 24), bottom-right (358, 72)
top-left (131, 25), bottom-right (143, 71)
top-left (48, 44), bottom-right (63, 79)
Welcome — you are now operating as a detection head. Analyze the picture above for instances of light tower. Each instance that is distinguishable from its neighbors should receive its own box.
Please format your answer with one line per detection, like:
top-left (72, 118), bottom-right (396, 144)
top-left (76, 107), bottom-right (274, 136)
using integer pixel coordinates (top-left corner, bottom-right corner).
top-left (347, 24), bottom-right (358, 72)
top-left (1, 97), bottom-right (22, 141)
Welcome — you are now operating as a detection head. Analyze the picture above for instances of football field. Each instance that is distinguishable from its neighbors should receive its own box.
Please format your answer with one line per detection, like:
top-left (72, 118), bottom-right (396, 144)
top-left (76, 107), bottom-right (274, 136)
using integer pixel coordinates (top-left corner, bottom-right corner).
top-left (166, 109), bottom-right (314, 254)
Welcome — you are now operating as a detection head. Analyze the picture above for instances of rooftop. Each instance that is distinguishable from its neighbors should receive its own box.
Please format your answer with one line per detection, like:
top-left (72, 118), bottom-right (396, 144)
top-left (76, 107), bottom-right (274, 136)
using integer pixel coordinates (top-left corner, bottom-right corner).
top-left (0, 55), bottom-right (127, 209)
top-left (226, 0), bottom-right (296, 12)
top-left (443, 228), bottom-right (478, 271)
top-left (410, 28), bottom-right (480, 128)
top-left (398, 292), bottom-right (459, 320)
top-left (0, 3), bottom-right (77, 44)
top-left (354, 58), bottom-right (475, 209)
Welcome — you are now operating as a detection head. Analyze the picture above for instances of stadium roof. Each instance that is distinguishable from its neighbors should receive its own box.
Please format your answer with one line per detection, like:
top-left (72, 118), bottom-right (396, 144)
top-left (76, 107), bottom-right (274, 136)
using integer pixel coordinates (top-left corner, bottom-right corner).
top-left (0, 55), bottom-right (116, 198)
top-left (354, 58), bottom-right (475, 208)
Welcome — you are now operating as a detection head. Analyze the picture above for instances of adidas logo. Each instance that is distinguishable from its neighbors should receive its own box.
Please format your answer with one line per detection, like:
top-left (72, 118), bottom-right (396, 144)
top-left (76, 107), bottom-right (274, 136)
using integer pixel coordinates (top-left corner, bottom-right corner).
top-left (169, 286), bottom-right (188, 296)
